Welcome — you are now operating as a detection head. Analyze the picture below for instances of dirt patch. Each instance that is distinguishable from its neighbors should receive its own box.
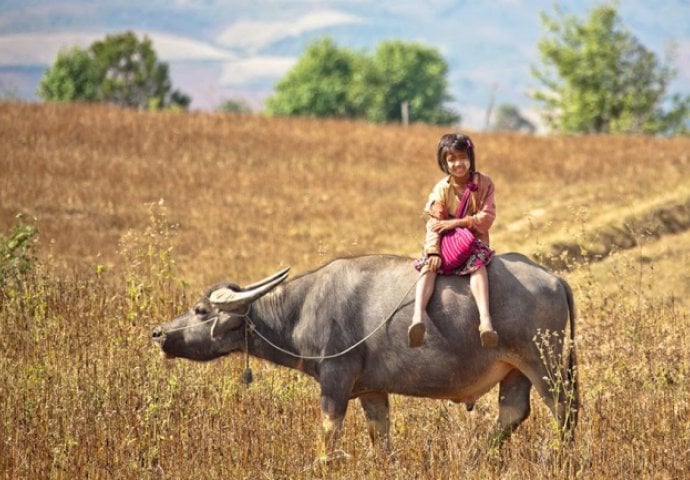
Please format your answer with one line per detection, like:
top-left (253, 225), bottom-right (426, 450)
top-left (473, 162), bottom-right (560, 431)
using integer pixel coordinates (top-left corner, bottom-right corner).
top-left (540, 194), bottom-right (690, 271)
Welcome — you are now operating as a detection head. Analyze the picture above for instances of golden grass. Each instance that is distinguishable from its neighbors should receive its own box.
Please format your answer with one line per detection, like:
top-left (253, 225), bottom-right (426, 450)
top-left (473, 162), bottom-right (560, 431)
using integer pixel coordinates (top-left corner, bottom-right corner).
top-left (1, 101), bottom-right (689, 479)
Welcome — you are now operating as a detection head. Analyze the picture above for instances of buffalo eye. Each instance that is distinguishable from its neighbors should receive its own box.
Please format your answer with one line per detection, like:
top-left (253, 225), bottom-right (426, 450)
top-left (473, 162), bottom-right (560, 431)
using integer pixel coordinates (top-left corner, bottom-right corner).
top-left (194, 305), bottom-right (209, 316)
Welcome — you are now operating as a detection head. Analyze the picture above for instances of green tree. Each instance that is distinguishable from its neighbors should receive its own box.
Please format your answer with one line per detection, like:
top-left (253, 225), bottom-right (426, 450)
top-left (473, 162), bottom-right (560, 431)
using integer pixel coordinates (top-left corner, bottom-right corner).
top-left (367, 40), bottom-right (459, 125)
top-left (91, 31), bottom-right (189, 109)
top-left (217, 98), bottom-right (252, 114)
top-left (265, 38), bottom-right (363, 118)
top-left (532, 5), bottom-right (689, 135)
top-left (492, 104), bottom-right (536, 133)
top-left (38, 46), bottom-right (99, 102)
top-left (38, 31), bottom-right (190, 110)
top-left (265, 37), bottom-right (459, 125)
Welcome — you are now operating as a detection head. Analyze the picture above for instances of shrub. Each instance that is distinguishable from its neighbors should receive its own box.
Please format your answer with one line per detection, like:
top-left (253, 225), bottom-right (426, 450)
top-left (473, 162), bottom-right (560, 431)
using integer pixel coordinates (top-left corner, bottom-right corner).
top-left (0, 214), bottom-right (38, 290)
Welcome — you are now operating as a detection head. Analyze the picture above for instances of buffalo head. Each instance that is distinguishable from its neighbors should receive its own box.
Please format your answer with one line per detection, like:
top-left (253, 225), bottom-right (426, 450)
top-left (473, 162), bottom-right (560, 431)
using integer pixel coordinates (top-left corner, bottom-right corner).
top-left (152, 267), bottom-right (289, 361)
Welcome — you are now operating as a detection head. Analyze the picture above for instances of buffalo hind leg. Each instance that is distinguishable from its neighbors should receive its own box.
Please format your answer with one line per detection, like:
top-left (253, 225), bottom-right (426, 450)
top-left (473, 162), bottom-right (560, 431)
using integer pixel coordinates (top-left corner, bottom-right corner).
top-left (527, 358), bottom-right (578, 444)
top-left (360, 393), bottom-right (391, 455)
top-left (489, 369), bottom-right (532, 451)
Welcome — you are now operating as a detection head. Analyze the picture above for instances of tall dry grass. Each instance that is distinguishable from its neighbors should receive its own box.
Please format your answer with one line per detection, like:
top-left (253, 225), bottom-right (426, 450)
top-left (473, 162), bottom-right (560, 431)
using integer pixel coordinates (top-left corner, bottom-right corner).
top-left (1, 102), bottom-right (689, 479)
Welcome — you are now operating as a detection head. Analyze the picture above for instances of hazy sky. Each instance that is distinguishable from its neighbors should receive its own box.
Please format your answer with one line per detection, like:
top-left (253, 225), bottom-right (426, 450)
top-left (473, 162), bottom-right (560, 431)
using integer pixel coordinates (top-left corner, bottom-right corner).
top-left (1, 0), bottom-right (688, 129)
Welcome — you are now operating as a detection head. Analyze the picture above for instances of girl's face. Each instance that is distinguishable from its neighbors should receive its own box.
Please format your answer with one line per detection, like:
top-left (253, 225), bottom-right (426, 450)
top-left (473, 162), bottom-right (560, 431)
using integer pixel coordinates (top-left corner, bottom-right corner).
top-left (445, 151), bottom-right (471, 179)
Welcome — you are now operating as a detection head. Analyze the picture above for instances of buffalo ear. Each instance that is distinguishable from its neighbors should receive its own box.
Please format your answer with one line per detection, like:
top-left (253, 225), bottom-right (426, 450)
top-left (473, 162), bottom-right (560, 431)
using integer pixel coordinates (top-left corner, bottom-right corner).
top-left (208, 287), bottom-right (241, 304)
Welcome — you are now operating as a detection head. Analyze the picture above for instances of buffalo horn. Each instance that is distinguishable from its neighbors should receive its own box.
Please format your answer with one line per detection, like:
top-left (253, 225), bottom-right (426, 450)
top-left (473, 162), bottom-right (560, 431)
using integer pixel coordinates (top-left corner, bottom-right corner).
top-left (243, 266), bottom-right (290, 291)
top-left (209, 267), bottom-right (290, 305)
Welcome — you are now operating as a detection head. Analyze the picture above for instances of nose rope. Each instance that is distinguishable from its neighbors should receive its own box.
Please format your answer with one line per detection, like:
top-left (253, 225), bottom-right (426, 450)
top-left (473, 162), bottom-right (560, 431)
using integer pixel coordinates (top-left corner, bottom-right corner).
top-left (242, 323), bottom-right (253, 385)
top-left (162, 305), bottom-right (251, 334)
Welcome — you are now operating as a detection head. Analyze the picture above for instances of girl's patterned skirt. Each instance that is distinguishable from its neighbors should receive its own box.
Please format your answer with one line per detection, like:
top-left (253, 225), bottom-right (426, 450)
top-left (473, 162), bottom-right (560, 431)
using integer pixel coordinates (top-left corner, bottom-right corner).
top-left (414, 238), bottom-right (494, 276)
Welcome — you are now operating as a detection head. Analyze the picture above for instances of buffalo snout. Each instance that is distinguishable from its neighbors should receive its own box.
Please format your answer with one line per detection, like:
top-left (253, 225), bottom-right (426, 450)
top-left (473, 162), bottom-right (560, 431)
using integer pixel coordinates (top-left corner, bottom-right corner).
top-left (151, 326), bottom-right (166, 346)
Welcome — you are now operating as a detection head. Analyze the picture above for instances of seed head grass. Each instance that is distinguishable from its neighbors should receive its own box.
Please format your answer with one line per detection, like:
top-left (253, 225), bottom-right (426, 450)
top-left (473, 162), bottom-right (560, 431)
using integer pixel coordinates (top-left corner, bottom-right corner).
top-left (1, 102), bottom-right (688, 479)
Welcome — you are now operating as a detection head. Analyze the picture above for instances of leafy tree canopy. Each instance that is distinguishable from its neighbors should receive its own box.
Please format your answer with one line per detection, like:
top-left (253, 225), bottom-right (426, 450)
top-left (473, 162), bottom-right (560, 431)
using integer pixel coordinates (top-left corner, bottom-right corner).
top-left (531, 4), bottom-right (689, 135)
top-left (265, 38), bottom-right (362, 118)
top-left (39, 31), bottom-right (190, 110)
top-left (38, 46), bottom-right (99, 102)
top-left (217, 98), bottom-right (252, 114)
top-left (265, 37), bottom-right (459, 125)
top-left (368, 40), bottom-right (458, 125)
top-left (492, 104), bottom-right (536, 133)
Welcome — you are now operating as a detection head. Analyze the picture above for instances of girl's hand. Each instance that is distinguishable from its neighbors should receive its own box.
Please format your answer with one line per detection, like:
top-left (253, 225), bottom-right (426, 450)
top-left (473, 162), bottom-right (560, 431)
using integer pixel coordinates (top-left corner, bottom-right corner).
top-left (427, 255), bottom-right (442, 272)
top-left (430, 219), bottom-right (458, 234)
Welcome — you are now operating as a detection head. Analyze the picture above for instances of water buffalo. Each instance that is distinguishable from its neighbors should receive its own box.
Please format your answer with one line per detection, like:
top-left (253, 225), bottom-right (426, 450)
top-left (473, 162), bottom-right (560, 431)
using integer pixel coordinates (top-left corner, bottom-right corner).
top-left (152, 253), bottom-right (578, 457)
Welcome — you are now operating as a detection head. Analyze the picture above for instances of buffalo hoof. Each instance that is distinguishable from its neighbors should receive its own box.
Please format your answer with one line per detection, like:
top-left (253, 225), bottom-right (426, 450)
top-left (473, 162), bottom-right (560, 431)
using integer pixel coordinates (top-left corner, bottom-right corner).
top-left (480, 328), bottom-right (499, 348)
top-left (408, 322), bottom-right (426, 348)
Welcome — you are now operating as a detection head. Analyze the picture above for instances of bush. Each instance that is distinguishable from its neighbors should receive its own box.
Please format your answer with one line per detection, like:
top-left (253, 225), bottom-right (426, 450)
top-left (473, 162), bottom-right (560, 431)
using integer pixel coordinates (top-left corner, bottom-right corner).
top-left (0, 214), bottom-right (38, 290)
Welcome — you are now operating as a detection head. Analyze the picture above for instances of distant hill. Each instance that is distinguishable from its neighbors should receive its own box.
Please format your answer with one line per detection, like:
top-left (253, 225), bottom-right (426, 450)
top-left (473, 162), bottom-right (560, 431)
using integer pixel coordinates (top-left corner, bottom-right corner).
top-left (1, 0), bottom-right (688, 130)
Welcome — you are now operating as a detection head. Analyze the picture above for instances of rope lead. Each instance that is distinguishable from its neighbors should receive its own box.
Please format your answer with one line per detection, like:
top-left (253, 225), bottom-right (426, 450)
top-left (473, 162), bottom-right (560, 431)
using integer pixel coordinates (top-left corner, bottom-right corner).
top-left (242, 322), bottom-right (253, 385)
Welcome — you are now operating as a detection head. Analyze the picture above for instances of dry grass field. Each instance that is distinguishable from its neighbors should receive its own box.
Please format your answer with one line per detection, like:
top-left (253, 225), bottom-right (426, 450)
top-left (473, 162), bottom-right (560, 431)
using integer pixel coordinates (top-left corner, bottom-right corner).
top-left (1, 102), bottom-right (689, 479)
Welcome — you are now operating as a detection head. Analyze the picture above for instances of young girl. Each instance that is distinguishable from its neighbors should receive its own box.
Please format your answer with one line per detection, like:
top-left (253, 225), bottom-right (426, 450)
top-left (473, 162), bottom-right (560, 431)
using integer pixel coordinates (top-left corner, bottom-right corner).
top-left (408, 133), bottom-right (498, 348)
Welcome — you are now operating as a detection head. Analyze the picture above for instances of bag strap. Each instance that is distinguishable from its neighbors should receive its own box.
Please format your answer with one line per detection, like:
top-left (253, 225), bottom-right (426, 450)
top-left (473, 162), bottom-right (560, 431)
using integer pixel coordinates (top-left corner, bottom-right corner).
top-left (454, 173), bottom-right (474, 218)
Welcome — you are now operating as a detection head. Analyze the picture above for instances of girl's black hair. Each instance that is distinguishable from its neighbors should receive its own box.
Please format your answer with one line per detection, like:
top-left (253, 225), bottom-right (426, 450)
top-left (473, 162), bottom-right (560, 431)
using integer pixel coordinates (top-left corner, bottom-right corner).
top-left (436, 133), bottom-right (475, 174)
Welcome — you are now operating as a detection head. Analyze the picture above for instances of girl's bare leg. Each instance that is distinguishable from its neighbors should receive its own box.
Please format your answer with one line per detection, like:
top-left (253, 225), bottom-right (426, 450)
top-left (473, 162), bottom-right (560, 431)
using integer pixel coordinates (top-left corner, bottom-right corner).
top-left (470, 266), bottom-right (498, 348)
top-left (409, 269), bottom-right (436, 347)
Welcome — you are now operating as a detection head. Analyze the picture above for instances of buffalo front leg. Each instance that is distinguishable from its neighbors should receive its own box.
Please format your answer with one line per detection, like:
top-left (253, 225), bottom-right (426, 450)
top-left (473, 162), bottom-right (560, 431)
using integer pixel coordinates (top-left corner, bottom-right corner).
top-left (317, 389), bottom-right (350, 461)
top-left (359, 393), bottom-right (391, 454)
top-left (488, 369), bottom-right (532, 451)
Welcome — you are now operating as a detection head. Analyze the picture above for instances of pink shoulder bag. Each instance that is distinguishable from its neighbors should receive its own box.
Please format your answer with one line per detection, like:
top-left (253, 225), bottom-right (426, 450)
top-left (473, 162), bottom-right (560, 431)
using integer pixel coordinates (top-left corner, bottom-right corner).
top-left (439, 178), bottom-right (477, 274)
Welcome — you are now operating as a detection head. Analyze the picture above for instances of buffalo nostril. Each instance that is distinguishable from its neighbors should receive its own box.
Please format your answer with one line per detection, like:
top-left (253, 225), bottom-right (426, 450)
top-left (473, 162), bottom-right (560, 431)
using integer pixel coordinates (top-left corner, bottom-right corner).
top-left (152, 327), bottom-right (163, 339)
